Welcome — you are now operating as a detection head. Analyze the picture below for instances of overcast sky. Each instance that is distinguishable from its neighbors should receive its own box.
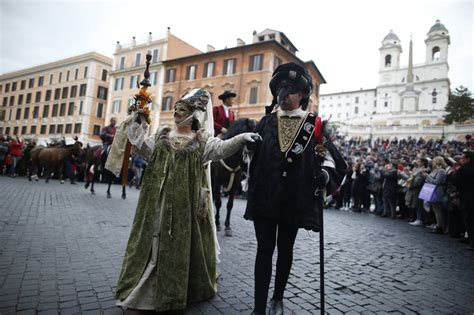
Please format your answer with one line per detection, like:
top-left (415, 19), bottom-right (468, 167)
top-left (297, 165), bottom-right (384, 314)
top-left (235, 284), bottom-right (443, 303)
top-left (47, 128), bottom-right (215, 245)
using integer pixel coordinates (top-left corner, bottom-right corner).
top-left (0, 0), bottom-right (472, 94)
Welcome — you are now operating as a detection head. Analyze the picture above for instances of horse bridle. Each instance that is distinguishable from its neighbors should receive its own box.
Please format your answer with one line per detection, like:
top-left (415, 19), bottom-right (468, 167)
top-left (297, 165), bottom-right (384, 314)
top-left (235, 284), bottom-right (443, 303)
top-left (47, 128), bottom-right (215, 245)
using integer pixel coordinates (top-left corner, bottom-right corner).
top-left (219, 159), bottom-right (241, 192)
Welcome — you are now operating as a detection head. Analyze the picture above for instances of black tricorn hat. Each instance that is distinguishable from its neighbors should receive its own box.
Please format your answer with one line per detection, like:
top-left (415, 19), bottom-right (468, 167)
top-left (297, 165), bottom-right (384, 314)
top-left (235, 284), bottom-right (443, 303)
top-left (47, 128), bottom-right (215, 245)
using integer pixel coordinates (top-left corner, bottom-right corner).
top-left (267, 62), bottom-right (313, 114)
top-left (218, 90), bottom-right (237, 100)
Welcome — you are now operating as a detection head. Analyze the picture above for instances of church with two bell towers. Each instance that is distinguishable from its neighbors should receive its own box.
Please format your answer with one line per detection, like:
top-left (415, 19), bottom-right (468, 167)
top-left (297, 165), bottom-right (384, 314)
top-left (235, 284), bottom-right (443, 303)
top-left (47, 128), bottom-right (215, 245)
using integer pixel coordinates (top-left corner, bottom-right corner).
top-left (320, 20), bottom-right (457, 139)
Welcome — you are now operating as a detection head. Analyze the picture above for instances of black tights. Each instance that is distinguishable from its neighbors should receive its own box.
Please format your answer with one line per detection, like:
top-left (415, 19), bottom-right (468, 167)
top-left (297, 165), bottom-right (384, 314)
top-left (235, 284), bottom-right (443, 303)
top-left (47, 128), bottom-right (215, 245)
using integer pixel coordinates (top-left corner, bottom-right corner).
top-left (253, 218), bottom-right (298, 313)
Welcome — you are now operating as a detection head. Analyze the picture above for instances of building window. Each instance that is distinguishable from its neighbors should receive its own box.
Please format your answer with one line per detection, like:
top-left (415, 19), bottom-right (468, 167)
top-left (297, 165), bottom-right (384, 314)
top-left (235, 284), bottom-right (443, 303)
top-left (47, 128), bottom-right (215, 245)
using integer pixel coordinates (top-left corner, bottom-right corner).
top-left (135, 53), bottom-right (141, 67)
top-left (65, 124), bottom-right (72, 134)
top-left (25, 93), bottom-right (32, 104)
top-left (9, 96), bottom-right (15, 106)
top-left (20, 126), bottom-right (26, 135)
top-left (57, 124), bottom-right (63, 134)
top-left (432, 46), bottom-right (440, 61)
top-left (29, 78), bottom-right (34, 88)
top-left (165, 68), bottom-right (176, 83)
top-left (432, 89), bottom-right (438, 104)
top-left (40, 125), bottom-right (46, 134)
top-left (5, 83), bottom-right (10, 93)
top-left (223, 58), bottom-right (236, 75)
top-left (70, 86), bottom-right (77, 98)
top-left (2, 97), bottom-right (7, 107)
top-left (49, 73), bottom-right (54, 85)
top-left (52, 104), bottom-right (58, 117)
top-left (355, 96), bottom-right (359, 104)
top-left (60, 103), bottom-right (66, 116)
top-left (162, 96), bottom-right (173, 111)
top-left (249, 87), bottom-right (258, 104)
top-left (5, 127), bottom-right (10, 135)
top-left (119, 57), bottom-right (125, 70)
top-left (33, 106), bottom-right (39, 118)
top-left (54, 88), bottom-right (61, 100)
top-left (384, 101), bottom-right (388, 107)
top-left (203, 61), bottom-right (215, 78)
top-left (84, 66), bottom-right (88, 78)
top-left (147, 72), bottom-right (156, 86)
top-left (101, 69), bottom-right (108, 81)
top-left (114, 78), bottom-right (124, 91)
top-left (274, 56), bottom-right (282, 70)
top-left (58, 72), bottom-right (62, 83)
top-left (66, 70), bottom-right (70, 82)
top-left (16, 108), bottom-right (22, 120)
top-left (13, 126), bottom-right (18, 135)
top-left (38, 76), bottom-right (44, 87)
top-left (43, 105), bottom-right (50, 117)
top-left (354, 106), bottom-right (359, 114)
top-left (79, 101), bottom-right (83, 115)
top-left (79, 84), bottom-right (87, 97)
top-left (249, 54), bottom-right (263, 71)
top-left (23, 107), bottom-right (29, 119)
top-left (112, 99), bottom-right (121, 114)
top-left (45, 90), bottom-right (51, 102)
top-left (62, 87), bottom-right (68, 99)
top-left (30, 125), bottom-right (37, 134)
top-left (74, 68), bottom-right (78, 80)
top-left (12, 82), bottom-right (17, 92)
top-left (0, 110), bottom-right (4, 121)
top-left (130, 75), bottom-right (139, 89)
top-left (74, 123), bottom-right (82, 134)
top-left (152, 49), bottom-right (159, 63)
top-left (93, 125), bottom-right (101, 136)
top-left (68, 102), bottom-right (74, 116)
top-left (186, 65), bottom-right (197, 80)
top-left (385, 54), bottom-right (391, 67)
top-left (18, 94), bottom-right (24, 105)
top-left (97, 103), bottom-right (104, 118)
top-left (97, 86), bottom-right (108, 100)
top-left (21, 80), bottom-right (26, 90)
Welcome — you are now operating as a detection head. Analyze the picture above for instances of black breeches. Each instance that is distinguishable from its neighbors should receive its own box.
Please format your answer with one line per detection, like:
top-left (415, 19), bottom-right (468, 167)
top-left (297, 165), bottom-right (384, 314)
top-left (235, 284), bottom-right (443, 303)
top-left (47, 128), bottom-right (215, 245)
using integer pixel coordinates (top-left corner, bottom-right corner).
top-left (253, 217), bottom-right (298, 313)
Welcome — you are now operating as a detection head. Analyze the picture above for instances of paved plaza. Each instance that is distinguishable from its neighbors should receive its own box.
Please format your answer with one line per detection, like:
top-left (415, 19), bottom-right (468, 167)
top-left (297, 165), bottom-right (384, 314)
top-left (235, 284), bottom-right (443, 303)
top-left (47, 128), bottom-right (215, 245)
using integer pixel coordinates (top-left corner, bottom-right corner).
top-left (0, 176), bottom-right (473, 315)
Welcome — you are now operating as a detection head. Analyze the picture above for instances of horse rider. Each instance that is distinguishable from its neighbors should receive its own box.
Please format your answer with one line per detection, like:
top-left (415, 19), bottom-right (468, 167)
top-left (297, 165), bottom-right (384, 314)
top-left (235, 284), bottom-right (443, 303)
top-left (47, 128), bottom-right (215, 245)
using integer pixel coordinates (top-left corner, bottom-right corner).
top-left (100, 117), bottom-right (117, 164)
top-left (244, 63), bottom-right (346, 315)
top-left (213, 90), bottom-right (236, 137)
top-left (100, 117), bottom-right (117, 152)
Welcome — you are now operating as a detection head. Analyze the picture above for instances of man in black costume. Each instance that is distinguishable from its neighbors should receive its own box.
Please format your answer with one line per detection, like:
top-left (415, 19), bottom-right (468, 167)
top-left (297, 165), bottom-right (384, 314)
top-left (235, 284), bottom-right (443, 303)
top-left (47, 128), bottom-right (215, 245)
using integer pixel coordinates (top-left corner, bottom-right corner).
top-left (244, 63), bottom-right (347, 315)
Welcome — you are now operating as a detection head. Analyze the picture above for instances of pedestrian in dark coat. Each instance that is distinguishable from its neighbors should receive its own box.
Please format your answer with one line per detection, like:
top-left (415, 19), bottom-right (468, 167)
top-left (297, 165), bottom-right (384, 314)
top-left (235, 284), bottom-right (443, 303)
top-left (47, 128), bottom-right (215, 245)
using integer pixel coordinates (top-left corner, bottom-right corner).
top-left (381, 162), bottom-right (398, 218)
top-left (452, 151), bottom-right (474, 250)
top-left (244, 63), bottom-right (346, 315)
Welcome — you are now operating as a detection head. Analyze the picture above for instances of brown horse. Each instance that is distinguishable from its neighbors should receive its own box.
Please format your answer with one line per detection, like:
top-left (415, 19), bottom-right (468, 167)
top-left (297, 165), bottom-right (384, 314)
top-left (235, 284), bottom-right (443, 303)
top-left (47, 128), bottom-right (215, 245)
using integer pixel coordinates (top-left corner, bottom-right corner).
top-left (211, 118), bottom-right (256, 236)
top-left (30, 142), bottom-right (85, 183)
top-left (83, 144), bottom-right (127, 199)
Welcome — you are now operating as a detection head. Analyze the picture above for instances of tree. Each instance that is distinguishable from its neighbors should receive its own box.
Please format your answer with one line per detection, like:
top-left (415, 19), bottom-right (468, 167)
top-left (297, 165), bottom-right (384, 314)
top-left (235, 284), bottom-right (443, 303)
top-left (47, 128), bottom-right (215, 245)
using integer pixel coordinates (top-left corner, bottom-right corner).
top-left (443, 86), bottom-right (474, 124)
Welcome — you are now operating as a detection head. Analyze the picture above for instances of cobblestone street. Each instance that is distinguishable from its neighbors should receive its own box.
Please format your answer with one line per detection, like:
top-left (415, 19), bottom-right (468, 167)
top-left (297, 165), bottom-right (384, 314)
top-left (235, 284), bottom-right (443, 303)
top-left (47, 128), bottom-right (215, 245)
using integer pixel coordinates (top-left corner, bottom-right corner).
top-left (0, 176), bottom-right (473, 314)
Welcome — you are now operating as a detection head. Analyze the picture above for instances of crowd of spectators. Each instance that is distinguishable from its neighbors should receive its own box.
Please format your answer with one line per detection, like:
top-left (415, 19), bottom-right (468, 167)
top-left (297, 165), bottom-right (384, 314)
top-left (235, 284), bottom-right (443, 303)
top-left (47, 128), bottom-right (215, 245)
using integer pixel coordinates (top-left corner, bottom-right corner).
top-left (329, 135), bottom-right (474, 251)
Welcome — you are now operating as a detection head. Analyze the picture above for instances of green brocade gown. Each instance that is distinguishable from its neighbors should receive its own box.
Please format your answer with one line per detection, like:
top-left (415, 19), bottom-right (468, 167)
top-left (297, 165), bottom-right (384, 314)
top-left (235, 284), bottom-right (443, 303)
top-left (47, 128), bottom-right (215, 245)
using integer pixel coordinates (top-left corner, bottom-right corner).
top-left (115, 131), bottom-right (217, 311)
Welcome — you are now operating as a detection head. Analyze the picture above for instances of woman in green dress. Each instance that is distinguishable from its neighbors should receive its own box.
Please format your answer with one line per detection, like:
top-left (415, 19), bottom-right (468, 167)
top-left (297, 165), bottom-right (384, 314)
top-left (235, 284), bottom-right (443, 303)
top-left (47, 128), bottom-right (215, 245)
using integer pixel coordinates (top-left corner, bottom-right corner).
top-left (113, 89), bottom-right (260, 312)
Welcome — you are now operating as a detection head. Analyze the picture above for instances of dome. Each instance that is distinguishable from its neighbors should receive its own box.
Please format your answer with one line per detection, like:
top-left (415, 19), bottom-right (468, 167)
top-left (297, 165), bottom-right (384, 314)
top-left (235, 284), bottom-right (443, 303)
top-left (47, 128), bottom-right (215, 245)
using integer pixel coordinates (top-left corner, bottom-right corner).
top-left (383, 30), bottom-right (400, 43)
top-left (428, 19), bottom-right (448, 34)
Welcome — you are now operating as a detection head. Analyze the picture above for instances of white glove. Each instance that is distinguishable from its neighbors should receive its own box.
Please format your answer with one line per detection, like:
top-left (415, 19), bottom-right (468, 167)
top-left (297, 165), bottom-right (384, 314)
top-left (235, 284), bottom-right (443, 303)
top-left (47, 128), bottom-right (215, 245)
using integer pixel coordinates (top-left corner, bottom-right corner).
top-left (241, 133), bottom-right (262, 143)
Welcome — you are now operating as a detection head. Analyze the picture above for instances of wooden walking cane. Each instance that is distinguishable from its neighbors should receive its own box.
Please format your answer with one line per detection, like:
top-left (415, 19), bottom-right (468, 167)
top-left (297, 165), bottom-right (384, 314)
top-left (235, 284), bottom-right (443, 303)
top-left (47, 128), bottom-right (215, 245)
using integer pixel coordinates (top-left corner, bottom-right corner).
top-left (121, 53), bottom-right (153, 190)
top-left (314, 116), bottom-right (325, 314)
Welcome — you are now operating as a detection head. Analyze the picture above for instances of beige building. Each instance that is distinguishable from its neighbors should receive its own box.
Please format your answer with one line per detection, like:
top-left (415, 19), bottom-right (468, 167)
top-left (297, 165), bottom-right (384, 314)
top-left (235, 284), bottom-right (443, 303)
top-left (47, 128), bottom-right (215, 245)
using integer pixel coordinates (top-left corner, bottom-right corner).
top-left (160, 29), bottom-right (326, 126)
top-left (0, 52), bottom-right (112, 144)
top-left (106, 29), bottom-right (201, 133)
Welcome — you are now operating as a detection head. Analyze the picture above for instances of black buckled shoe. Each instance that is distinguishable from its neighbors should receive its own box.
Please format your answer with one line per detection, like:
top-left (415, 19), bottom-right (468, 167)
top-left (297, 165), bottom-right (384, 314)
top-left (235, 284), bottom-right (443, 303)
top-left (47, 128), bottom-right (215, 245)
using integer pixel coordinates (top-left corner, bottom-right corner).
top-left (269, 299), bottom-right (284, 315)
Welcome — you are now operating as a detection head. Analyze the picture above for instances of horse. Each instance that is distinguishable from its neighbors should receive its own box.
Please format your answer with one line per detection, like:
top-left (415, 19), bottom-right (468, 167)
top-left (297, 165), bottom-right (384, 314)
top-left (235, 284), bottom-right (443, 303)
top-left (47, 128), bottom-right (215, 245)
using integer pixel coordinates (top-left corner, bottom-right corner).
top-left (83, 144), bottom-right (127, 199)
top-left (30, 142), bottom-right (85, 183)
top-left (211, 118), bottom-right (257, 236)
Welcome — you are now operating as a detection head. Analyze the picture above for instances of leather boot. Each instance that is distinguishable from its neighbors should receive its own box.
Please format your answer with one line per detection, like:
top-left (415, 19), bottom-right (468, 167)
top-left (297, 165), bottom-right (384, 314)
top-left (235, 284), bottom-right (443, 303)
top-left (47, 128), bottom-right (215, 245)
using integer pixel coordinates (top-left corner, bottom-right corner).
top-left (269, 299), bottom-right (284, 315)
